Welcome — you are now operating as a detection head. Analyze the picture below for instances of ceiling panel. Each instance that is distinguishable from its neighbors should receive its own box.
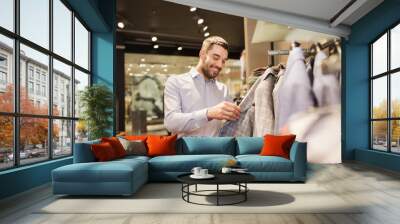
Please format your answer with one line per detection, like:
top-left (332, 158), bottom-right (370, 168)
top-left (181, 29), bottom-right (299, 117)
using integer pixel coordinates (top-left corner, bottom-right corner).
top-left (225, 0), bottom-right (351, 21)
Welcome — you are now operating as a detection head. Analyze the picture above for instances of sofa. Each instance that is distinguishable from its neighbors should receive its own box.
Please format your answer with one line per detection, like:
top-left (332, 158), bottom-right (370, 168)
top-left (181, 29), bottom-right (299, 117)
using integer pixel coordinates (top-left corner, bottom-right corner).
top-left (52, 137), bottom-right (307, 196)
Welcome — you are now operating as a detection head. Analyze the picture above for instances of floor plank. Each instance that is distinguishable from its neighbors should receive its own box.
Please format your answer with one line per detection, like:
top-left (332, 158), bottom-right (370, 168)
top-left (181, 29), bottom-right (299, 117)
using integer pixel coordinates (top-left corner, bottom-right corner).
top-left (1, 162), bottom-right (400, 224)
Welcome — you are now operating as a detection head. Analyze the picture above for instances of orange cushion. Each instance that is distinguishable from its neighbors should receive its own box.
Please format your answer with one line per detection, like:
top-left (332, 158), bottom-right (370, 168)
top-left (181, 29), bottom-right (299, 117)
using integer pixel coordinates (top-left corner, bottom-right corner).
top-left (91, 142), bottom-right (118, 161)
top-left (125, 135), bottom-right (147, 141)
top-left (101, 137), bottom-right (127, 158)
top-left (146, 135), bottom-right (177, 157)
top-left (260, 134), bottom-right (296, 159)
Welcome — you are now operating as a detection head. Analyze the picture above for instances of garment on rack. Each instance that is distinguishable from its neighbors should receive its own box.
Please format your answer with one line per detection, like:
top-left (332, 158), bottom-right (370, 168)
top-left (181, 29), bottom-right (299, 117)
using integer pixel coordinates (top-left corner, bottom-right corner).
top-left (306, 59), bottom-right (318, 107)
top-left (287, 105), bottom-right (341, 163)
top-left (219, 70), bottom-right (266, 136)
top-left (247, 67), bottom-right (267, 89)
top-left (275, 47), bottom-right (315, 133)
top-left (313, 51), bottom-right (340, 107)
top-left (273, 69), bottom-right (285, 134)
top-left (253, 68), bottom-right (276, 137)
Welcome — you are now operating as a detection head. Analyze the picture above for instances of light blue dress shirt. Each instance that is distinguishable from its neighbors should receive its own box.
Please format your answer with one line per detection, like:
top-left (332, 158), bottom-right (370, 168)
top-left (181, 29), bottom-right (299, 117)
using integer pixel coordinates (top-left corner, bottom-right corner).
top-left (164, 68), bottom-right (231, 137)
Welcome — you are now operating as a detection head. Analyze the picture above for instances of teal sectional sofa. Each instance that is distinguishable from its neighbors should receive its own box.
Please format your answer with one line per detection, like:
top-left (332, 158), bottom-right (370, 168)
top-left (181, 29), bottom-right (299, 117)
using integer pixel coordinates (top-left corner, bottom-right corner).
top-left (52, 137), bottom-right (307, 196)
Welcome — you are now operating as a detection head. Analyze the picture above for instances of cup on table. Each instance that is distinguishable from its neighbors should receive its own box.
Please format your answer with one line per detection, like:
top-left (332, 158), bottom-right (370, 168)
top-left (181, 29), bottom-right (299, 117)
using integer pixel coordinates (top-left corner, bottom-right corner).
top-left (191, 167), bottom-right (202, 176)
top-left (221, 167), bottom-right (232, 174)
top-left (200, 169), bottom-right (208, 176)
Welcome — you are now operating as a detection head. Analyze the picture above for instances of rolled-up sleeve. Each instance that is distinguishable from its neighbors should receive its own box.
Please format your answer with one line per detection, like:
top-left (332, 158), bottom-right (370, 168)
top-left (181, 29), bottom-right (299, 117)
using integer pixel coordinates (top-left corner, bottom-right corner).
top-left (163, 76), bottom-right (209, 134)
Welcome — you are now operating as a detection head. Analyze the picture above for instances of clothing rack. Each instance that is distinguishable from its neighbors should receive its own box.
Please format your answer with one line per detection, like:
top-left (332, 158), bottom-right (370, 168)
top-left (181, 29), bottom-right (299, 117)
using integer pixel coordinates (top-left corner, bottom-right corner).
top-left (267, 48), bottom-right (311, 56)
top-left (267, 39), bottom-right (340, 56)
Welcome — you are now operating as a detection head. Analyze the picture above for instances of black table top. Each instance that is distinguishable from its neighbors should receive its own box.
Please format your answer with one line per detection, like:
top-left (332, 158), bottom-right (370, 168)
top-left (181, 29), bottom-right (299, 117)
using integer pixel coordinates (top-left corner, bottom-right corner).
top-left (177, 172), bottom-right (255, 185)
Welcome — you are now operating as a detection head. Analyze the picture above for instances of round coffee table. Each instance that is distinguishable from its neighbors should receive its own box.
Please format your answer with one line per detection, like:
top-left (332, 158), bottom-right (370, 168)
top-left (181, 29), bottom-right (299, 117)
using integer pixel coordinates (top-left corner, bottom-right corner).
top-left (177, 172), bottom-right (255, 206)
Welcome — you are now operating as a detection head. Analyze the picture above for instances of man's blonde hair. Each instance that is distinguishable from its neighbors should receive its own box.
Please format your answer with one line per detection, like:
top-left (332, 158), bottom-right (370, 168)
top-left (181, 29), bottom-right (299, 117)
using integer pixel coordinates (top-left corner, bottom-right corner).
top-left (201, 36), bottom-right (229, 52)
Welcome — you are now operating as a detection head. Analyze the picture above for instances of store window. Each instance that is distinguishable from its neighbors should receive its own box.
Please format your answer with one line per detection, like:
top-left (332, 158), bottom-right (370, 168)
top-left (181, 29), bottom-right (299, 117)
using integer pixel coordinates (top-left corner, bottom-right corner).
top-left (0, 0), bottom-right (91, 170)
top-left (371, 23), bottom-right (400, 154)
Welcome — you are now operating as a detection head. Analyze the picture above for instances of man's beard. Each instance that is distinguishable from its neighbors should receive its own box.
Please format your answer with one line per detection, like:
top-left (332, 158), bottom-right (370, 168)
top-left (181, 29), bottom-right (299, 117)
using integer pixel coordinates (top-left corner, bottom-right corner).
top-left (201, 64), bottom-right (220, 80)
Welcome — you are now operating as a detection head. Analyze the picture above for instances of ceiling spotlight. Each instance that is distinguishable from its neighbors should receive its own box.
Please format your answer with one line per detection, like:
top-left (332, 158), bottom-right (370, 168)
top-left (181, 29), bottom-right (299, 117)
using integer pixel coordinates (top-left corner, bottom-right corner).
top-left (153, 44), bottom-right (159, 49)
top-left (190, 7), bottom-right (197, 12)
top-left (204, 32), bottom-right (210, 37)
top-left (117, 22), bottom-right (125, 29)
top-left (203, 26), bottom-right (208, 31)
top-left (197, 18), bottom-right (204, 25)
top-left (163, 68), bottom-right (168, 72)
top-left (151, 36), bottom-right (158, 42)
top-left (140, 58), bottom-right (145, 62)
top-left (177, 46), bottom-right (183, 51)
top-left (129, 73), bottom-right (133, 76)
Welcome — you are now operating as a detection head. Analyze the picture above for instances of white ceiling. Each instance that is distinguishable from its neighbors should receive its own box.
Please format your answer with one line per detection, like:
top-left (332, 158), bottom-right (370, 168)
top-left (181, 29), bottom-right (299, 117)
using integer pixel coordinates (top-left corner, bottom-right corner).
top-left (225, 0), bottom-right (351, 22)
top-left (251, 21), bottom-right (338, 43)
top-left (164, 0), bottom-right (384, 37)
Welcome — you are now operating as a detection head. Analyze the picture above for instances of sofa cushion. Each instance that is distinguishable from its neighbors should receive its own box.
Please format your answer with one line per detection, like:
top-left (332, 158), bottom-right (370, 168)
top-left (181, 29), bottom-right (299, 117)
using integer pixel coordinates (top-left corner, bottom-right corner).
top-left (178, 137), bottom-right (235, 155)
top-left (101, 137), bottom-right (127, 158)
top-left (236, 155), bottom-right (293, 172)
top-left (91, 142), bottom-right (118, 161)
top-left (118, 138), bottom-right (147, 156)
top-left (73, 140), bottom-right (100, 163)
top-left (149, 154), bottom-right (235, 172)
top-left (236, 137), bottom-right (263, 155)
top-left (52, 159), bottom-right (147, 183)
top-left (260, 134), bottom-right (296, 159)
top-left (147, 135), bottom-right (177, 157)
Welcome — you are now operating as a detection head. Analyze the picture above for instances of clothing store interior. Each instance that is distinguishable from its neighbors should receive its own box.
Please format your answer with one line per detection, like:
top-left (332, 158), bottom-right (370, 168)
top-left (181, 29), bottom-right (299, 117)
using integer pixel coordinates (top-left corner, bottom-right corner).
top-left (119, 0), bottom-right (342, 163)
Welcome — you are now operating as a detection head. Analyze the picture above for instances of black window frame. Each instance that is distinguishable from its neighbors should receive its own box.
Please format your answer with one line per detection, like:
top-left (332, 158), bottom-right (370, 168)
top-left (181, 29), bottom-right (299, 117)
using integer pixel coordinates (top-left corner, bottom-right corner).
top-left (370, 20), bottom-right (400, 154)
top-left (0, 0), bottom-right (92, 171)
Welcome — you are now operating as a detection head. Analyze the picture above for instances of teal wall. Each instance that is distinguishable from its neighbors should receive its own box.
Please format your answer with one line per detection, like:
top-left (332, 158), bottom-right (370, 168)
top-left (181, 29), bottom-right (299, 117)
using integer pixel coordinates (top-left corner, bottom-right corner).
top-left (343, 0), bottom-right (400, 171)
top-left (0, 0), bottom-right (116, 200)
top-left (0, 158), bottom-right (72, 199)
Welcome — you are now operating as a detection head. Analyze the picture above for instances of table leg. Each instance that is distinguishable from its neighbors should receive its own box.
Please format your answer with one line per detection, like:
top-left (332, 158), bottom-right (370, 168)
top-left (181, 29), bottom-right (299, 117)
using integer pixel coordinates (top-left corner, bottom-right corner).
top-left (217, 184), bottom-right (219, 206)
top-left (245, 183), bottom-right (247, 201)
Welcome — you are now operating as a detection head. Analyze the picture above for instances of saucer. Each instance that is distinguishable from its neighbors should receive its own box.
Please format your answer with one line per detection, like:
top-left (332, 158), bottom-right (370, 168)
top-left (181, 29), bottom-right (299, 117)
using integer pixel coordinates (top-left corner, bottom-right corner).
top-left (190, 174), bottom-right (215, 179)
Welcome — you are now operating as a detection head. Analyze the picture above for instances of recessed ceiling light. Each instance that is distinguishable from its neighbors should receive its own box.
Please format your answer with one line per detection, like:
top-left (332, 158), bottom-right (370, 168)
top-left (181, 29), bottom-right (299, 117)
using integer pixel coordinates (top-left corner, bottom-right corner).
top-left (204, 32), bottom-right (210, 37)
top-left (153, 44), bottom-right (159, 49)
top-left (117, 22), bottom-right (125, 29)
top-left (128, 64), bottom-right (133, 67)
top-left (163, 68), bottom-right (168, 72)
top-left (140, 58), bottom-right (145, 62)
top-left (151, 65), bottom-right (155, 68)
top-left (203, 26), bottom-right (208, 31)
top-left (139, 64), bottom-right (146, 67)
top-left (197, 18), bottom-right (204, 25)
top-left (127, 67), bottom-right (131, 71)
top-left (146, 68), bottom-right (150, 72)
top-left (129, 73), bottom-right (133, 76)
top-left (151, 36), bottom-right (158, 42)
top-left (177, 46), bottom-right (183, 51)
top-left (190, 7), bottom-right (197, 12)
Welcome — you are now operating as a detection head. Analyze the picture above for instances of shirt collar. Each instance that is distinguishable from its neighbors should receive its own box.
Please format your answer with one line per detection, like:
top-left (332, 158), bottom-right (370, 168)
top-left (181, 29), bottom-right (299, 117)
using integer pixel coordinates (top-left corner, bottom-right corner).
top-left (189, 68), bottom-right (216, 83)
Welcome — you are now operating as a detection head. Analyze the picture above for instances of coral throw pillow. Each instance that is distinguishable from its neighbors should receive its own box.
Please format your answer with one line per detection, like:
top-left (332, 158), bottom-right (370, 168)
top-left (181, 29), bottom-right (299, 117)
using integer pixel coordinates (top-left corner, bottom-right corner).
top-left (91, 142), bottom-right (117, 161)
top-left (260, 134), bottom-right (296, 159)
top-left (146, 135), bottom-right (177, 157)
top-left (101, 137), bottom-right (127, 158)
top-left (124, 135), bottom-right (148, 141)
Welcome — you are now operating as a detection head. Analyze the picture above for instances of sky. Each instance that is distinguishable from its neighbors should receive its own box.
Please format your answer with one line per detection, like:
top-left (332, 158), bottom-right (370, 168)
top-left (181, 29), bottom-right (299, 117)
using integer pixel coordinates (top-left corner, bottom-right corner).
top-left (0, 0), bottom-right (89, 74)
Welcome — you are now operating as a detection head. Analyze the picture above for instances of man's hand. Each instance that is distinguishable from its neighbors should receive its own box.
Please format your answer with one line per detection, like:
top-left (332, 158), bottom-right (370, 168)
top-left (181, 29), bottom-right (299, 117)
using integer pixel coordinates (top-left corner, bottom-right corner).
top-left (206, 101), bottom-right (241, 121)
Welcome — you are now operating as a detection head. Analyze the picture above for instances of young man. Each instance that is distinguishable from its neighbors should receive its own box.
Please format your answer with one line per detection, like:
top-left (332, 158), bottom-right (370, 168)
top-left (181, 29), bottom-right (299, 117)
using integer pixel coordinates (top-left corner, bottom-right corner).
top-left (164, 36), bottom-right (241, 137)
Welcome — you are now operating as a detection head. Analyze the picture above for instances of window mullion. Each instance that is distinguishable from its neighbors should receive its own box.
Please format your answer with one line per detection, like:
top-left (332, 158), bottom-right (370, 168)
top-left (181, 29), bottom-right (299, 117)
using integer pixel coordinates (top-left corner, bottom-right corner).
top-left (388, 29), bottom-right (391, 153)
top-left (71, 10), bottom-right (76, 153)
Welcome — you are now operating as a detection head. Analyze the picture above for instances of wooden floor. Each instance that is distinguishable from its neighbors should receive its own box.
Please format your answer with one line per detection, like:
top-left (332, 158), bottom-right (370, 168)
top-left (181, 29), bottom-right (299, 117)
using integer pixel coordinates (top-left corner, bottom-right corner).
top-left (1, 162), bottom-right (400, 224)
